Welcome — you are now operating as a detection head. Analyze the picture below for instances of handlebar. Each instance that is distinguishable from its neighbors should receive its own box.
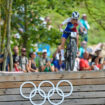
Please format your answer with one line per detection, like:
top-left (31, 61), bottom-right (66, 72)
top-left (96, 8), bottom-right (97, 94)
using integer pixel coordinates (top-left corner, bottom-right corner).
top-left (63, 31), bottom-right (71, 34)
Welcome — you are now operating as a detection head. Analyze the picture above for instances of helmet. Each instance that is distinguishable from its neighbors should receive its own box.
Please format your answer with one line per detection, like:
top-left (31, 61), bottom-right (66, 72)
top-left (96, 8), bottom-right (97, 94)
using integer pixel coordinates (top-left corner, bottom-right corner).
top-left (72, 11), bottom-right (79, 19)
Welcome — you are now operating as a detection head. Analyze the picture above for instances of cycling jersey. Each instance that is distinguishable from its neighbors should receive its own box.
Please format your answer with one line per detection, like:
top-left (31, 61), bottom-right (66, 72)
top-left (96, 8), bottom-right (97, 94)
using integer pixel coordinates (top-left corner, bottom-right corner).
top-left (62, 18), bottom-right (83, 39)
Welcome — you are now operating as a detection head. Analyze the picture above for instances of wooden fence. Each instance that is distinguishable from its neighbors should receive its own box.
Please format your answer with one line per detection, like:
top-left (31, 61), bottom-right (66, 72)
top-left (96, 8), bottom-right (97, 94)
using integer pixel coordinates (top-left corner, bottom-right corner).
top-left (0, 70), bottom-right (105, 105)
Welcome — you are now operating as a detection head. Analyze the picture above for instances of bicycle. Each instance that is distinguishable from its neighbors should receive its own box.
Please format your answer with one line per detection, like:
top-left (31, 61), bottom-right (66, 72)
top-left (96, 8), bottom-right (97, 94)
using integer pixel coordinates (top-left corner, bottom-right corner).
top-left (64, 31), bottom-right (77, 71)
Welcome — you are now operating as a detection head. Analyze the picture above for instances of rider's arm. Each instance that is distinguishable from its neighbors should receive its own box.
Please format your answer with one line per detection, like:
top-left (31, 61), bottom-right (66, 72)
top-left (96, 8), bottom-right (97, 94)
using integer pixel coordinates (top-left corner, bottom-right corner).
top-left (59, 18), bottom-right (71, 29)
top-left (62, 18), bottom-right (71, 25)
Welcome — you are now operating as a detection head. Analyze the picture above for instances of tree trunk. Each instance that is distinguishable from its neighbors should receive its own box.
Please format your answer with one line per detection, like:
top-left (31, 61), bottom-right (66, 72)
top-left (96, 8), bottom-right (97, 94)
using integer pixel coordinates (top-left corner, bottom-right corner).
top-left (2, 0), bottom-right (8, 71)
top-left (1, 0), bottom-right (7, 53)
top-left (2, 48), bottom-right (8, 71)
top-left (0, 0), bottom-right (1, 53)
top-left (3, 0), bottom-right (13, 71)
top-left (22, 0), bottom-right (28, 48)
top-left (1, 19), bottom-right (7, 53)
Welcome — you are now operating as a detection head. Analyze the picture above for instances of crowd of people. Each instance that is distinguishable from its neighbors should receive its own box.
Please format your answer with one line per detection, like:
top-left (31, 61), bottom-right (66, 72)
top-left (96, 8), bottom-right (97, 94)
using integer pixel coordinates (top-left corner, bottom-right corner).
top-left (78, 41), bottom-right (105, 71)
top-left (0, 46), bottom-right (64, 72)
top-left (0, 42), bottom-right (105, 72)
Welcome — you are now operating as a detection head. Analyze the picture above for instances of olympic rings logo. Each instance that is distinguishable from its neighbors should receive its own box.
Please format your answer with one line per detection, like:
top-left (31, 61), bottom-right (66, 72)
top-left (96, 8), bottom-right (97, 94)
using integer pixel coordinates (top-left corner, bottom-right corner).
top-left (20, 80), bottom-right (73, 105)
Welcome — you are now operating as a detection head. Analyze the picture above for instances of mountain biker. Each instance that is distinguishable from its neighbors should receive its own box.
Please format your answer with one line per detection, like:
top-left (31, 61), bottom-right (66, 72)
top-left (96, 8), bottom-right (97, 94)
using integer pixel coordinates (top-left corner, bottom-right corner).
top-left (58, 11), bottom-right (86, 61)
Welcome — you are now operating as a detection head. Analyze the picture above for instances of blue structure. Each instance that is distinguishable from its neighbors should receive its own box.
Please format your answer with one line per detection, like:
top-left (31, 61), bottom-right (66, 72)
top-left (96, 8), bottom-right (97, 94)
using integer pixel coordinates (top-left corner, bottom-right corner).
top-left (37, 43), bottom-right (51, 56)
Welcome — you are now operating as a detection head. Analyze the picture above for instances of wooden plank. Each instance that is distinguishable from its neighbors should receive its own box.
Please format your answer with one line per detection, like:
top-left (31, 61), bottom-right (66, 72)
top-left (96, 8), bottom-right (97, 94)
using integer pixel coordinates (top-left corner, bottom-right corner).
top-left (0, 98), bottom-right (105, 105)
top-left (62, 98), bottom-right (105, 105)
top-left (0, 78), bottom-right (105, 89)
top-left (0, 91), bottom-right (105, 102)
top-left (74, 85), bottom-right (105, 92)
top-left (0, 85), bottom-right (105, 95)
top-left (0, 71), bottom-right (105, 82)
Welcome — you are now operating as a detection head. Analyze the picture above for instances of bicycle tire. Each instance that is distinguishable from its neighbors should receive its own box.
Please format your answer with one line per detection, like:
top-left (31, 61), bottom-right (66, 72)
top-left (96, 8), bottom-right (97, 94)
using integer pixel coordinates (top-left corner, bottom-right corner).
top-left (69, 39), bottom-right (77, 70)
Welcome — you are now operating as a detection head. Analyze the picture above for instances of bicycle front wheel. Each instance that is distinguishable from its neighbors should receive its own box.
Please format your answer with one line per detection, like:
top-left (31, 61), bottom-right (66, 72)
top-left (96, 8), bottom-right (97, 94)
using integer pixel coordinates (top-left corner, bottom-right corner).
top-left (69, 39), bottom-right (77, 70)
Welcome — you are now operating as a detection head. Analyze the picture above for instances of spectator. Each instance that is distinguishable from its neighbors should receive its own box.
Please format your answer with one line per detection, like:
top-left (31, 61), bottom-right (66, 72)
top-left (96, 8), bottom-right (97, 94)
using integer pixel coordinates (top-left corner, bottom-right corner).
top-left (53, 50), bottom-right (65, 72)
top-left (41, 16), bottom-right (53, 30)
top-left (40, 49), bottom-right (54, 72)
top-left (12, 46), bottom-right (21, 72)
top-left (79, 14), bottom-right (90, 42)
top-left (0, 53), bottom-right (10, 71)
top-left (28, 52), bottom-right (38, 72)
top-left (91, 57), bottom-right (102, 71)
top-left (0, 53), bottom-right (3, 71)
top-left (73, 51), bottom-right (80, 71)
top-left (13, 46), bottom-right (20, 65)
top-left (79, 51), bottom-right (91, 71)
top-left (88, 53), bottom-right (94, 66)
top-left (35, 51), bottom-right (42, 68)
top-left (79, 41), bottom-right (87, 58)
top-left (19, 48), bottom-right (29, 72)
top-left (102, 58), bottom-right (105, 70)
top-left (6, 55), bottom-right (10, 71)
top-left (45, 16), bottom-right (52, 30)
top-left (52, 48), bottom-right (61, 62)
top-left (13, 60), bottom-right (22, 72)
top-left (87, 47), bottom-right (94, 66)
top-left (91, 48), bottom-right (102, 64)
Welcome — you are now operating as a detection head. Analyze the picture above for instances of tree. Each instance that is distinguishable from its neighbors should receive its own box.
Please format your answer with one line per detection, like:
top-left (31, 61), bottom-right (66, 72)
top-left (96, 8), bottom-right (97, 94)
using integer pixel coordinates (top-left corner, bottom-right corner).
top-left (0, 0), bottom-right (1, 53)
top-left (3, 0), bottom-right (13, 71)
top-left (1, 0), bottom-right (105, 57)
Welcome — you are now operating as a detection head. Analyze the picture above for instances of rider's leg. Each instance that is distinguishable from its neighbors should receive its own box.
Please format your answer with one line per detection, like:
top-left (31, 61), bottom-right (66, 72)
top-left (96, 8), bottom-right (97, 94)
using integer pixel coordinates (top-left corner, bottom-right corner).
top-left (56, 32), bottom-right (69, 60)
top-left (58, 37), bottom-right (66, 50)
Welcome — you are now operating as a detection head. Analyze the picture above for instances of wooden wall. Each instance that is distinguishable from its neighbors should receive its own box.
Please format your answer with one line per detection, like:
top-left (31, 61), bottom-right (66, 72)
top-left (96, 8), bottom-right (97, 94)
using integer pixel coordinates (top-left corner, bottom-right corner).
top-left (0, 71), bottom-right (105, 105)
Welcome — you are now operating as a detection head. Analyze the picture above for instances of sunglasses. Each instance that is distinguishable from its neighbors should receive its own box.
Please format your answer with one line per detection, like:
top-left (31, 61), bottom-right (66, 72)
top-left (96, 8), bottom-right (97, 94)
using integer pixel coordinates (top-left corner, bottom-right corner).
top-left (72, 19), bottom-right (78, 21)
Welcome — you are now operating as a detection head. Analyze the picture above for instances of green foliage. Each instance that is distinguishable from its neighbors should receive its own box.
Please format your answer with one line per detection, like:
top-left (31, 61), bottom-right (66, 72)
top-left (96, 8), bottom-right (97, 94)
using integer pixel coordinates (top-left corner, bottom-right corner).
top-left (1, 0), bottom-right (105, 53)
